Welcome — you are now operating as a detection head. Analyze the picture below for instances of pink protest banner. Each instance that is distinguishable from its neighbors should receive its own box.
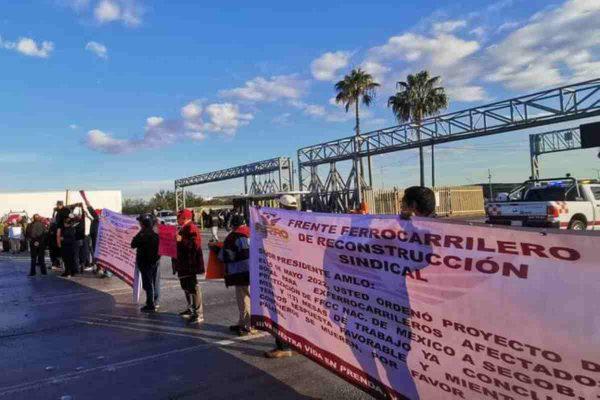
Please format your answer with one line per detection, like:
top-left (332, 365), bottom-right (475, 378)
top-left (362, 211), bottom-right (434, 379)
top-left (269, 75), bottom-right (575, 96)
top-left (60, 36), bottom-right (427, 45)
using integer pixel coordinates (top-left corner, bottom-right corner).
top-left (250, 207), bottom-right (600, 400)
top-left (95, 209), bottom-right (142, 301)
top-left (158, 224), bottom-right (177, 258)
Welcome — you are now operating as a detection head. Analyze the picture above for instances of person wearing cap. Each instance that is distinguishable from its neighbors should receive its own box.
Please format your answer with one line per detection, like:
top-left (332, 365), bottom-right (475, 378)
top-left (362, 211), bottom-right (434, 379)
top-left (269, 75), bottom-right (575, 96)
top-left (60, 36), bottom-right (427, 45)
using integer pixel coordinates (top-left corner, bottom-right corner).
top-left (218, 214), bottom-right (252, 336)
top-left (58, 213), bottom-right (79, 277)
top-left (264, 194), bottom-right (298, 359)
top-left (174, 209), bottom-right (205, 324)
top-left (131, 214), bottom-right (161, 312)
top-left (26, 214), bottom-right (48, 276)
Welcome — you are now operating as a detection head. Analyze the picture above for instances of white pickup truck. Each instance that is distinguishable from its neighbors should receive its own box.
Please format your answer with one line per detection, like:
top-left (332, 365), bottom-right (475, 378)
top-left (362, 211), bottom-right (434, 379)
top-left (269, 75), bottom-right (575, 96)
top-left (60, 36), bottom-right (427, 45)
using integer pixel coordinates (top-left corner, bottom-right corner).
top-left (486, 177), bottom-right (600, 230)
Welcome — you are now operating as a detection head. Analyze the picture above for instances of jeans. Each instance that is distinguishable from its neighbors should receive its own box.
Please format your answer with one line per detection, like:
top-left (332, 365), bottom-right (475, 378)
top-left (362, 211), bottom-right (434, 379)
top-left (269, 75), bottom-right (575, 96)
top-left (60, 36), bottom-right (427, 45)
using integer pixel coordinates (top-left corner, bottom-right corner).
top-left (210, 226), bottom-right (219, 242)
top-left (9, 239), bottom-right (20, 253)
top-left (29, 241), bottom-right (47, 275)
top-left (140, 261), bottom-right (161, 307)
top-left (235, 285), bottom-right (251, 330)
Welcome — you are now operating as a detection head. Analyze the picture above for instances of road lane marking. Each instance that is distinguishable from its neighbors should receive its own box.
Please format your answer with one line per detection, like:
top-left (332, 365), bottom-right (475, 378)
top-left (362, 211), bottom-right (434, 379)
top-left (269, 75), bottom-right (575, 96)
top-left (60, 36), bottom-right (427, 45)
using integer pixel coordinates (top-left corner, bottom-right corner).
top-left (0, 324), bottom-right (267, 397)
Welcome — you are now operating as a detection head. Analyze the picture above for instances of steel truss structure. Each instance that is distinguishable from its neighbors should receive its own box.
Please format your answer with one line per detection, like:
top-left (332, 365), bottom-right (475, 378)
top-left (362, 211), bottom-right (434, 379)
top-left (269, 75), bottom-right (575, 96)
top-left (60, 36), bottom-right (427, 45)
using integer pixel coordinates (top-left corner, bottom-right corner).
top-left (298, 78), bottom-right (600, 211)
top-left (529, 127), bottom-right (581, 179)
top-left (174, 157), bottom-right (293, 210)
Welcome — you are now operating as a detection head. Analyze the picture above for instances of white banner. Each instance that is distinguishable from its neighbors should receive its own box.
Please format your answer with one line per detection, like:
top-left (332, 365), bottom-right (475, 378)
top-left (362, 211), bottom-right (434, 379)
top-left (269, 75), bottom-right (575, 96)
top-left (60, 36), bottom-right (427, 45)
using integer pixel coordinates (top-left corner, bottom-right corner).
top-left (95, 209), bottom-right (142, 302)
top-left (250, 207), bottom-right (600, 400)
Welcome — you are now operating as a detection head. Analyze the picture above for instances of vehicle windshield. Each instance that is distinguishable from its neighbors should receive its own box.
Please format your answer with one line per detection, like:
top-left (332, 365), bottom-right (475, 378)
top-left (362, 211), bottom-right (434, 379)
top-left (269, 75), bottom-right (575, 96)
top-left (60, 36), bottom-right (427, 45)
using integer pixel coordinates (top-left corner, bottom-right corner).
top-left (519, 180), bottom-right (578, 201)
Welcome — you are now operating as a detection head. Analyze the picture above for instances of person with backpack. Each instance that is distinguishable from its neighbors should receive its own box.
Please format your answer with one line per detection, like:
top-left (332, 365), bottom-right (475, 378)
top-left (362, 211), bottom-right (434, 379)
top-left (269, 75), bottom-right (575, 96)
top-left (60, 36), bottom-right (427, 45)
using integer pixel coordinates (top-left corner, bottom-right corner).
top-left (131, 214), bottom-right (161, 312)
top-left (219, 214), bottom-right (252, 336)
top-left (174, 209), bottom-right (204, 324)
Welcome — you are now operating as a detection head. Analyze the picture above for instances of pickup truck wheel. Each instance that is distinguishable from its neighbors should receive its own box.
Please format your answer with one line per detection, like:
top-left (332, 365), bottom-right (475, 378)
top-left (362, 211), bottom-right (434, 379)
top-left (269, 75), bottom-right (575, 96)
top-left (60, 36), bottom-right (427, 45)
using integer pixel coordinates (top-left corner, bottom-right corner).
top-left (568, 219), bottom-right (586, 230)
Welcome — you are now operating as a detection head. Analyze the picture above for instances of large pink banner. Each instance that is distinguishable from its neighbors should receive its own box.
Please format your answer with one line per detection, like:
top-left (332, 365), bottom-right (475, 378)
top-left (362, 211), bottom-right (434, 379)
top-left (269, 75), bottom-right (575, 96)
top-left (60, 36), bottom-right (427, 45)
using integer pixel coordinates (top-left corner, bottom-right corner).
top-left (250, 207), bottom-right (600, 400)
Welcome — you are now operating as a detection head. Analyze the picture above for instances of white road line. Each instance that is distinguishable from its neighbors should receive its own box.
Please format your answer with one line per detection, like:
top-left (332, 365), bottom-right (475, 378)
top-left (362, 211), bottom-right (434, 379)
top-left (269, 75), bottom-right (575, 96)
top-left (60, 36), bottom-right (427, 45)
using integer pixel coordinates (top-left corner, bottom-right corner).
top-left (0, 324), bottom-right (266, 397)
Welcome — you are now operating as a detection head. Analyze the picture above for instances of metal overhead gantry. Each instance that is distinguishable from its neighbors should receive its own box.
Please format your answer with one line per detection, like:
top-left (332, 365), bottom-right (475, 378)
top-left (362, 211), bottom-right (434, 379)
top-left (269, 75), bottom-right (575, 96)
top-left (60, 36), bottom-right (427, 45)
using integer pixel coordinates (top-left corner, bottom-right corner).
top-left (298, 78), bottom-right (600, 212)
top-left (174, 157), bottom-right (294, 210)
top-left (529, 127), bottom-right (581, 179)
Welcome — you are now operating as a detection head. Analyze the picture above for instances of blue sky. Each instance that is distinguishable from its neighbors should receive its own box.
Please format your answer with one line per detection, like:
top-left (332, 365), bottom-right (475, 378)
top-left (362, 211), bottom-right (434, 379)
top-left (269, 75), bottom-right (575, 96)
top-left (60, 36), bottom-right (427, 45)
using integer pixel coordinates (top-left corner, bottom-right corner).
top-left (0, 0), bottom-right (599, 198)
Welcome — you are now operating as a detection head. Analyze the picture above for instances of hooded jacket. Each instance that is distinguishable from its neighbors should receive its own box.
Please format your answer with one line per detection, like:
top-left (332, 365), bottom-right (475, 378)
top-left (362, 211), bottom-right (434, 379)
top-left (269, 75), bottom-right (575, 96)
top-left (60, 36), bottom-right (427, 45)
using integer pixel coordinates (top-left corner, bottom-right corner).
top-left (219, 225), bottom-right (250, 287)
top-left (175, 221), bottom-right (204, 277)
top-left (131, 227), bottom-right (160, 269)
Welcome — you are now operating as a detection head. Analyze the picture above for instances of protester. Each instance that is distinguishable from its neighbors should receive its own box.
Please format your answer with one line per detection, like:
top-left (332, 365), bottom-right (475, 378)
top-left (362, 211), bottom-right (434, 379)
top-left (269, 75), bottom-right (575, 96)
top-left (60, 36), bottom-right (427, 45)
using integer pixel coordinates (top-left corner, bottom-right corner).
top-left (74, 213), bottom-right (87, 273)
top-left (131, 214), bottom-right (161, 312)
top-left (400, 186), bottom-right (436, 218)
top-left (174, 209), bottom-right (204, 324)
top-left (8, 221), bottom-right (22, 254)
top-left (19, 216), bottom-right (29, 252)
top-left (1, 221), bottom-right (9, 252)
top-left (264, 194), bottom-right (298, 359)
top-left (26, 214), bottom-right (48, 276)
top-left (58, 214), bottom-right (79, 277)
top-left (48, 220), bottom-right (62, 270)
top-left (209, 210), bottom-right (220, 242)
top-left (219, 214), bottom-right (252, 336)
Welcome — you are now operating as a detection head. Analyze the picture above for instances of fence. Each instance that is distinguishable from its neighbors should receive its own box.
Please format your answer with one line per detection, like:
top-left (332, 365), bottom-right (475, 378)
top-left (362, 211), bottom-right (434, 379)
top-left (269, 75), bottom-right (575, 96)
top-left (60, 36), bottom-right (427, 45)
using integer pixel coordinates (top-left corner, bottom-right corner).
top-left (363, 186), bottom-right (485, 217)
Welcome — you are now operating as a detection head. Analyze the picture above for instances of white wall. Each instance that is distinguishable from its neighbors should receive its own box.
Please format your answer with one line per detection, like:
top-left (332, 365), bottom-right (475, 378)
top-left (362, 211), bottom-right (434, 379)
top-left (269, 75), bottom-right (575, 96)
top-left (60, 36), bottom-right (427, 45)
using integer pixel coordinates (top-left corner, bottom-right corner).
top-left (0, 190), bottom-right (122, 219)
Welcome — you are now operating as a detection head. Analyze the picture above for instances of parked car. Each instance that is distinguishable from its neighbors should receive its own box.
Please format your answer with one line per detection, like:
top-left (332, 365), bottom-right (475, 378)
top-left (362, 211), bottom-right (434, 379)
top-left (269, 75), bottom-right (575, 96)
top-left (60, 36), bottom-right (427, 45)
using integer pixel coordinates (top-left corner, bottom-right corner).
top-left (486, 175), bottom-right (600, 230)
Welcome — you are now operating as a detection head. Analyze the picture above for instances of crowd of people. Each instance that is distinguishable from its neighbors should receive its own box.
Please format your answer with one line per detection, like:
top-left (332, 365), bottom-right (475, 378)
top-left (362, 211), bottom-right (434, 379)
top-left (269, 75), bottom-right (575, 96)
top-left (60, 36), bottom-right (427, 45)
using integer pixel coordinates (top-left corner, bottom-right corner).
top-left (131, 186), bottom-right (436, 359)
top-left (5, 187), bottom-right (435, 359)
top-left (0, 197), bottom-right (110, 278)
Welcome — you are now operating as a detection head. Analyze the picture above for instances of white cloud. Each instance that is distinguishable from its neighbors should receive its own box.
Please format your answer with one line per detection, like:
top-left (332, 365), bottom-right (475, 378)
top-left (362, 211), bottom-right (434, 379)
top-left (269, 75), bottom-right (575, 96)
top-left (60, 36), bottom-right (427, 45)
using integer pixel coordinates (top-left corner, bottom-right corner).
top-left (485, 0), bottom-right (600, 90)
top-left (432, 20), bottom-right (466, 34)
top-left (203, 103), bottom-right (253, 135)
top-left (220, 75), bottom-right (305, 102)
top-left (85, 41), bottom-right (108, 59)
top-left (86, 101), bottom-right (253, 153)
top-left (496, 21), bottom-right (520, 33)
top-left (446, 85), bottom-right (488, 102)
top-left (69, 124), bottom-right (79, 130)
top-left (1, 37), bottom-right (54, 58)
top-left (181, 100), bottom-right (202, 119)
top-left (310, 51), bottom-right (351, 81)
top-left (86, 129), bottom-right (130, 154)
top-left (94, 0), bottom-right (143, 26)
top-left (370, 32), bottom-right (479, 68)
top-left (94, 0), bottom-right (120, 22)
top-left (360, 60), bottom-right (390, 84)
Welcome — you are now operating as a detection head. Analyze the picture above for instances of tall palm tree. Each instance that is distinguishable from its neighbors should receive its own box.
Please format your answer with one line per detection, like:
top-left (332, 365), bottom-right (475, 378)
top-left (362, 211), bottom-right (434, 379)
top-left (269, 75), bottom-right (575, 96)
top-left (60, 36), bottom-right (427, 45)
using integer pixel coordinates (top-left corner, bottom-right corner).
top-left (388, 70), bottom-right (448, 187)
top-left (335, 68), bottom-right (380, 184)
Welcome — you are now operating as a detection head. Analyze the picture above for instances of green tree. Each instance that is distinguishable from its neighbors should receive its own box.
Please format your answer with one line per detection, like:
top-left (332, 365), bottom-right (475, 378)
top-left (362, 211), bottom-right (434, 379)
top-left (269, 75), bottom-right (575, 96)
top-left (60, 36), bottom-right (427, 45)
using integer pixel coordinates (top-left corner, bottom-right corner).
top-left (122, 198), bottom-right (149, 215)
top-left (335, 68), bottom-right (380, 182)
top-left (388, 70), bottom-right (448, 187)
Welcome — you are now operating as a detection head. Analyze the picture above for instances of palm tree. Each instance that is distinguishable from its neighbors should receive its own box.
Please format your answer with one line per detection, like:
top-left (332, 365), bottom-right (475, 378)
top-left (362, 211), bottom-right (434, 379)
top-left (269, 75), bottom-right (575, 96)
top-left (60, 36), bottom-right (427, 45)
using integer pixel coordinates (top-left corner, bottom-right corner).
top-left (335, 68), bottom-right (380, 187)
top-left (388, 70), bottom-right (448, 187)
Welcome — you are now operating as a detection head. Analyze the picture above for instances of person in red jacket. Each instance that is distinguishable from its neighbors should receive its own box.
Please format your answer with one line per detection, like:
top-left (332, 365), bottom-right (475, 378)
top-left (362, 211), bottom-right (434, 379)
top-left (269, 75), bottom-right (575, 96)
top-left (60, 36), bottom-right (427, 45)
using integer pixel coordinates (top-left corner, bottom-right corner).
top-left (174, 209), bottom-right (205, 324)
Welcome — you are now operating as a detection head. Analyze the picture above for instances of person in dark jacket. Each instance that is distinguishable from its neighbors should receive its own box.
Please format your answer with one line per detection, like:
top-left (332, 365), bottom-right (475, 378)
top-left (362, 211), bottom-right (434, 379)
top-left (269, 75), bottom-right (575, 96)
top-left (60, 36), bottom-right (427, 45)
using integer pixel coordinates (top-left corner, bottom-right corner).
top-left (48, 221), bottom-right (61, 269)
top-left (26, 214), bottom-right (48, 276)
top-left (174, 209), bottom-right (204, 324)
top-left (58, 214), bottom-right (79, 277)
top-left (131, 214), bottom-right (161, 312)
top-left (219, 214), bottom-right (252, 336)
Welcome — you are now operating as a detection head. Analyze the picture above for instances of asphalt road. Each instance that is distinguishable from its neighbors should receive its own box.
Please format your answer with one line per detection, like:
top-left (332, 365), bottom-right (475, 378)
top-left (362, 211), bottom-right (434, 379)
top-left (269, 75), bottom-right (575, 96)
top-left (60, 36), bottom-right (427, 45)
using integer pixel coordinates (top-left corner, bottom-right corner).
top-left (0, 231), bottom-right (371, 400)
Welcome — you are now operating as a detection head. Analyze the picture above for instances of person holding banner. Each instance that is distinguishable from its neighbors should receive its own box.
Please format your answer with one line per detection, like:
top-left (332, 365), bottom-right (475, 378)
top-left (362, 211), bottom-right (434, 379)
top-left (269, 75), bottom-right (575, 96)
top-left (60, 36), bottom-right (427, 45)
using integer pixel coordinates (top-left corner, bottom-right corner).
top-left (264, 194), bottom-right (298, 359)
top-left (131, 214), bottom-right (161, 312)
top-left (218, 214), bottom-right (252, 336)
top-left (174, 209), bottom-right (205, 324)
